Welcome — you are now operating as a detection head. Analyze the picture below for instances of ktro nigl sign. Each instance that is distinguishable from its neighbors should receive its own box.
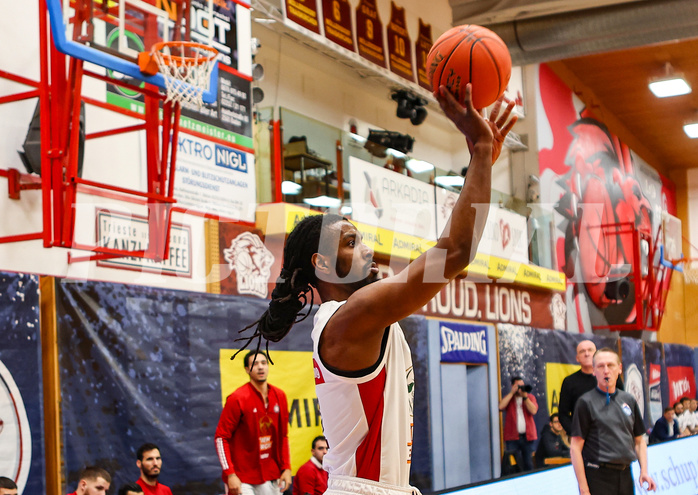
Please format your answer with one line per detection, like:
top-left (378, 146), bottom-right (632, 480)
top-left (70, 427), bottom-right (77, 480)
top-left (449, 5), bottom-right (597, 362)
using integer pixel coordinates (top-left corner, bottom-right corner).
top-left (440, 322), bottom-right (488, 364)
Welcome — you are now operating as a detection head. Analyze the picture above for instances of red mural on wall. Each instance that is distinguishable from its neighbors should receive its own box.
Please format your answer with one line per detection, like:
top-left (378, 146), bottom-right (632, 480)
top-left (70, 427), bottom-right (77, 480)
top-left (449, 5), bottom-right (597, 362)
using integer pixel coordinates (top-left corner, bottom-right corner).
top-left (537, 64), bottom-right (677, 332)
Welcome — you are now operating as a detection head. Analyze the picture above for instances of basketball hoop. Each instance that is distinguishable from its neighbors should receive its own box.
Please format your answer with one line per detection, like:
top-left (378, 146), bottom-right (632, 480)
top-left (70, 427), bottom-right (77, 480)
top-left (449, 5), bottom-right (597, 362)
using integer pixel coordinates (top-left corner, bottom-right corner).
top-left (139, 41), bottom-right (218, 107)
top-left (681, 258), bottom-right (698, 285)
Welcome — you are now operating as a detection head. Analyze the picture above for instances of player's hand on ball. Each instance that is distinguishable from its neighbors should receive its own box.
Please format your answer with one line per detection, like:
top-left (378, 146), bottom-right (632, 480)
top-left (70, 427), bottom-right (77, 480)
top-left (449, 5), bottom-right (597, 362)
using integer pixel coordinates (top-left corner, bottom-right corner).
top-left (435, 83), bottom-right (493, 151)
top-left (488, 95), bottom-right (517, 163)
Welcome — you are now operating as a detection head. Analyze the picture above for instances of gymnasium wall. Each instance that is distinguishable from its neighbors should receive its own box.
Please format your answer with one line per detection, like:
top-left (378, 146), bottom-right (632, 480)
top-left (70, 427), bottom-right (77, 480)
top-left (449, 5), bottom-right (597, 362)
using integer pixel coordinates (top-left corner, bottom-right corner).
top-left (52, 278), bottom-right (433, 494)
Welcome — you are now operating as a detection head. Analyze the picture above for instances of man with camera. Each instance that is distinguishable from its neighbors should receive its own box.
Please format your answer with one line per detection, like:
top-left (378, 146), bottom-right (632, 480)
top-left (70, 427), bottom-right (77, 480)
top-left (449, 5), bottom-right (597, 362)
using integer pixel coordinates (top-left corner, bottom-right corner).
top-left (499, 376), bottom-right (539, 472)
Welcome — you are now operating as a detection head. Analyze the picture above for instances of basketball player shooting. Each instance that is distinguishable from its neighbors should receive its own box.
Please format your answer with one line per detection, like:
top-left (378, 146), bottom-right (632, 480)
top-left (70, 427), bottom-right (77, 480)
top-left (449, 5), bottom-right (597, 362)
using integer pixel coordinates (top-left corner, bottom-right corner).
top-left (236, 84), bottom-right (516, 495)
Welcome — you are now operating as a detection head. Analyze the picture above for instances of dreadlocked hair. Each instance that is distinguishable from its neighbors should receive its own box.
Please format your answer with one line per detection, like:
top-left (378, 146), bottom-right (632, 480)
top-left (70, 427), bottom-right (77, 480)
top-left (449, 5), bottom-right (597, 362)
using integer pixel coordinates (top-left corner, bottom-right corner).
top-left (233, 214), bottom-right (346, 363)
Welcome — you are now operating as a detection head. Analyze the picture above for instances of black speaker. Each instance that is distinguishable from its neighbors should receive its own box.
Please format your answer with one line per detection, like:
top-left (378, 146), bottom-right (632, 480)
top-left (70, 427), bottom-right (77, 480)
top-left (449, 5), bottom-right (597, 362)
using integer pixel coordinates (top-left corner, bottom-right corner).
top-left (18, 101), bottom-right (85, 177)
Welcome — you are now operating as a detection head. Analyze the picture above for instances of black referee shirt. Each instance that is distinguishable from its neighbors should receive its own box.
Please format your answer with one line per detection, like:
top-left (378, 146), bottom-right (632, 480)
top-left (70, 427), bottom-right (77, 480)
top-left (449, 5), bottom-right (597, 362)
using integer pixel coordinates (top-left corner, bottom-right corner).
top-left (571, 387), bottom-right (645, 465)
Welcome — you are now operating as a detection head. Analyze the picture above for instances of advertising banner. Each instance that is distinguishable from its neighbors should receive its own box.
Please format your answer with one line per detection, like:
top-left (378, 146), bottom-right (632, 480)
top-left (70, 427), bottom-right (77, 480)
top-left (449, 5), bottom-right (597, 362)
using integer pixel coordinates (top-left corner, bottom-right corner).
top-left (106, 1), bottom-right (254, 147)
top-left (95, 209), bottom-right (192, 277)
top-left (214, 222), bottom-right (274, 298)
top-left (0, 273), bottom-right (44, 495)
top-left (665, 344), bottom-right (696, 406)
top-left (621, 337), bottom-right (648, 426)
top-left (349, 156), bottom-right (436, 240)
top-left (645, 342), bottom-right (665, 424)
top-left (439, 322), bottom-right (488, 364)
top-left (420, 279), bottom-right (565, 329)
top-left (161, 133), bottom-right (256, 221)
top-left (436, 193), bottom-right (529, 263)
top-left (439, 435), bottom-right (698, 495)
top-left (55, 280), bottom-right (432, 493)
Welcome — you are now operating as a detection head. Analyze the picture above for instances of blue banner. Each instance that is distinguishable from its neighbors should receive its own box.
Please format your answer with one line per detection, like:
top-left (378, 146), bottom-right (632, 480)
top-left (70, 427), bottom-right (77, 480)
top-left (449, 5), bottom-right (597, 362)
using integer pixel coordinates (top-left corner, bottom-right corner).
top-left (0, 272), bottom-right (44, 495)
top-left (440, 322), bottom-right (488, 364)
top-left (55, 280), bottom-right (432, 494)
top-left (620, 337), bottom-right (649, 428)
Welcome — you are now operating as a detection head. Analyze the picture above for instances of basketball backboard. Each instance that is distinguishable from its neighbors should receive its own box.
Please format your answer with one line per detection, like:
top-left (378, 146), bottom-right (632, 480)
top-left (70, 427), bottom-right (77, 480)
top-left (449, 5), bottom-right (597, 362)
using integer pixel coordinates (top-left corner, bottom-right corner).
top-left (46, 0), bottom-right (222, 103)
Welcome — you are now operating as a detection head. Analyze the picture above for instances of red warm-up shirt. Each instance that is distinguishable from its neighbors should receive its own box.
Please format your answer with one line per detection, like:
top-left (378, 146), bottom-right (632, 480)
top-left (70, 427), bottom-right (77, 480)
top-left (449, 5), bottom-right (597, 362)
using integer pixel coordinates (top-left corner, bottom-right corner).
top-left (215, 382), bottom-right (291, 485)
top-left (292, 458), bottom-right (328, 495)
top-left (136, 479), bottom-right (173, 495)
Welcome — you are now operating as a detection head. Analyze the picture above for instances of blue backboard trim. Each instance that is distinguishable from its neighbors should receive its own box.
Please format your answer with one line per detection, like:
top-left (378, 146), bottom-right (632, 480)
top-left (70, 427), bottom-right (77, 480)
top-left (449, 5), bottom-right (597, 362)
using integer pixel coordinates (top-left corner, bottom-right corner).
top-left (46, 0), bottom-right (218, 104)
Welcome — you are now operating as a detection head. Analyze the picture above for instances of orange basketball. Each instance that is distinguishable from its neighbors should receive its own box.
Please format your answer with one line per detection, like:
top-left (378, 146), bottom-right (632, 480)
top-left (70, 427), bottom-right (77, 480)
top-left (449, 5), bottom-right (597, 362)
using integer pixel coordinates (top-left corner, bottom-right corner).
top-left (426, 25), bottom-right (512, 109)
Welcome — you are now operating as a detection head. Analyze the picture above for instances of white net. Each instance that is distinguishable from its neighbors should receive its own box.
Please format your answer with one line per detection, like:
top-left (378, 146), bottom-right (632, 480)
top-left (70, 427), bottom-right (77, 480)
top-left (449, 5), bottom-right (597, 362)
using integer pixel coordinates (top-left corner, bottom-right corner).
top-left (153, 42), bottom-right (218, 107)
top-left (683, 260), bottom-right (698, 284)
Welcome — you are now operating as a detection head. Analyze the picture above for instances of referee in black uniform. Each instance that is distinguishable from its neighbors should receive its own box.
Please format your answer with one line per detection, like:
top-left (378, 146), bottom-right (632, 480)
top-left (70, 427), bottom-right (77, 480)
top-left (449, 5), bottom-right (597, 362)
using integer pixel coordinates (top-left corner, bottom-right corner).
top-left (570, 348), bottom-right (657, 494)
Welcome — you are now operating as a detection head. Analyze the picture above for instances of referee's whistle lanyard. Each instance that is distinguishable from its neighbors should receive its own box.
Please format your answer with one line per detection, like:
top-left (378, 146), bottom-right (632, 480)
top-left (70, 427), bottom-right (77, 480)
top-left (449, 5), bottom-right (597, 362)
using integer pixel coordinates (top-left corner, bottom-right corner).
top-left (596, 381), bottom-right (614, 405)
top-left (605, 377), bottom-right (610, 405)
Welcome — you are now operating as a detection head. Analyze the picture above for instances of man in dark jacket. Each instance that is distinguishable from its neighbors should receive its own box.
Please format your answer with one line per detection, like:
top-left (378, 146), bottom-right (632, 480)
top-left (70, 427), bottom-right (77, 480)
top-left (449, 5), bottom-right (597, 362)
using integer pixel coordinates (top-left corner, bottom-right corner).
top-left (649, 407), bottom-right (680, 444)
top-left (536, 413), bottom-right (571, 467)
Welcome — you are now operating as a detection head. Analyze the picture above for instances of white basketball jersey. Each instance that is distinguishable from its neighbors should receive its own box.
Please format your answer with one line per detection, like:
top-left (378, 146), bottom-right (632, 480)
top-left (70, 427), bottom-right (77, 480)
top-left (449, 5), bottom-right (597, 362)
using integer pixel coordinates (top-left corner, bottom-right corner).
top-left (312, 300), bottom-right (415, 487)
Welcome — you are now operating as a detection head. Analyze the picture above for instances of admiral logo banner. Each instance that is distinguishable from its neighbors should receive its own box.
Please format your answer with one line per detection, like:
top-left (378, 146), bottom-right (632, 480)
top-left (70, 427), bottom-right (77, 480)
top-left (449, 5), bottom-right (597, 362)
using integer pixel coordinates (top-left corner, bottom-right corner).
top-left (440, 322), bottom-right (488, 364)
top-left (322, 0), bottom-right (355, 51)
top-left (386, 2), bottom-right (414, 82)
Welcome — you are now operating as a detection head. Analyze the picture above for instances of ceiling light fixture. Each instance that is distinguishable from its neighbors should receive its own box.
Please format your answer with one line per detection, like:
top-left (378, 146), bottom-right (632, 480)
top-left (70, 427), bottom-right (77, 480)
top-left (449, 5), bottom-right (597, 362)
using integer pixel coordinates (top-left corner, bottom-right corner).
top-left (281, 181), bottom-right (302, 195)
top-left (684, 123), bottom-right (698, 138)
top-left (434, 175), bottom-right (465, 188)
top-left (303, 195), bottom-right (342, 208)
top-left (406, 159), bottom-right (434, 174)
top-left (649, 63), bottom-right (691, 98)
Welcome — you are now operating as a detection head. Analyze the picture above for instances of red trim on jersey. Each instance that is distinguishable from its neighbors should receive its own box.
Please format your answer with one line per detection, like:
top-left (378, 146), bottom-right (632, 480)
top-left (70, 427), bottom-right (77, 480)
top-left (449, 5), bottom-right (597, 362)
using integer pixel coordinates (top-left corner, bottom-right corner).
top-left (313, 359), bottom-right (325, 385)
top-left (355, 368), bottom-right (387, 481)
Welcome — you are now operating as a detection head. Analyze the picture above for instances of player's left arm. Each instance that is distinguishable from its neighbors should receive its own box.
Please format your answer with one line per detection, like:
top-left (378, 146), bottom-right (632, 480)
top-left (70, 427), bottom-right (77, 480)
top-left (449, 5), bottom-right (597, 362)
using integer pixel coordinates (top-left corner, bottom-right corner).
top-left (634, 436), bottom-right (657, 491)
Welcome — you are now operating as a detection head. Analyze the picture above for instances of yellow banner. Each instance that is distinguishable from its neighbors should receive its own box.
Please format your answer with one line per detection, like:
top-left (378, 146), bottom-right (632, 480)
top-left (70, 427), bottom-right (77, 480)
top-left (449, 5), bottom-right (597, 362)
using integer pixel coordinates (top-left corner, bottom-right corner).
top-left (254, 203), bottom-right (566, 291)
top-left (545, 362), bottom-right (581, 414)
top-left (219, 349), bottom-right (322, 474)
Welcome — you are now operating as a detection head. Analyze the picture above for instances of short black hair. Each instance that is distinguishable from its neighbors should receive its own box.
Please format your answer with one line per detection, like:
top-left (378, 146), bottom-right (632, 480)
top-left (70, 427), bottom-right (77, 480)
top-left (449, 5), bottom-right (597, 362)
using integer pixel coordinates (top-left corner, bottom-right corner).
top-left (311, 435), bottom-right (328, 449)
top-left (0, 477), bottom-right (17, 489)
top-left (79, 466), bottom-right (111, 484)
top-left (136, 443), bottom-right (160, 461)
top-left (665, 407), bottom-right (675, 414)
top-left (673, 402), bottom-right (683, 409)
top-left (511, 376), bottom-right (523, 384)
top-left (549, 413), bottom-right (559, 422)
top-left (680, 396), bottom-right (691, 403)
top-left (244, 350), bottom-right (269, 369)
top-left (118, 482), bottom-right (144, 495)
